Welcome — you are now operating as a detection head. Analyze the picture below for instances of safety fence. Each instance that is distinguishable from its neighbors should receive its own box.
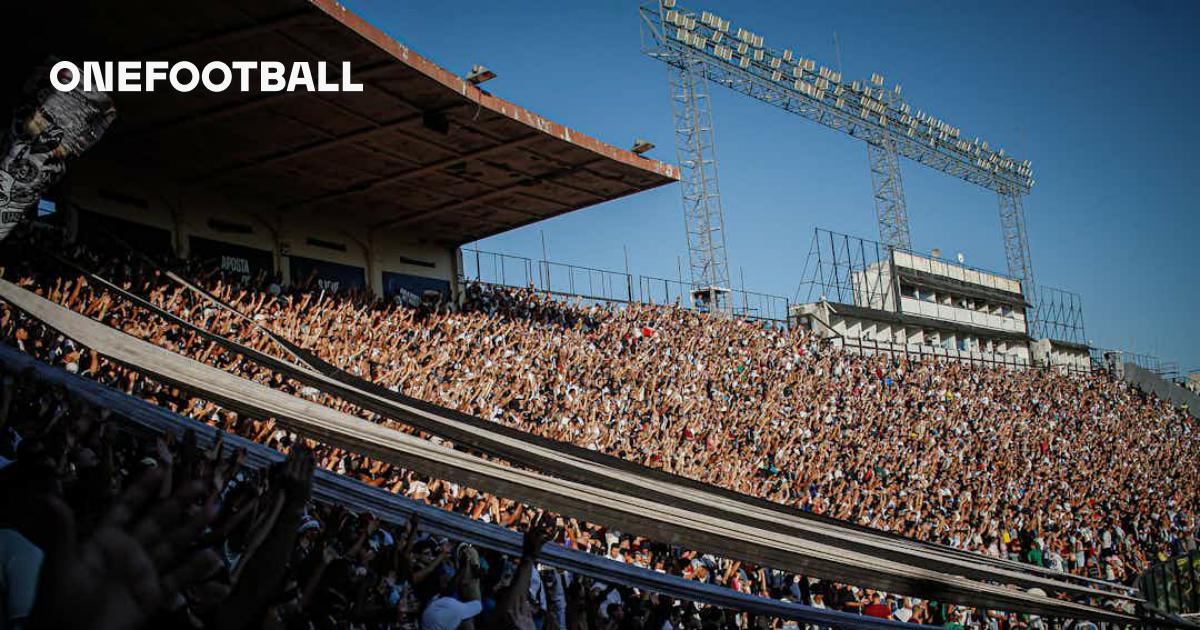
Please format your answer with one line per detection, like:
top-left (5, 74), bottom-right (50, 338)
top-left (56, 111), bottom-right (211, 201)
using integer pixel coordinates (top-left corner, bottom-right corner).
top-left (1092, 347), bottom-right (1182, 381)
top-left (461, 248), bottom-right (791, 325)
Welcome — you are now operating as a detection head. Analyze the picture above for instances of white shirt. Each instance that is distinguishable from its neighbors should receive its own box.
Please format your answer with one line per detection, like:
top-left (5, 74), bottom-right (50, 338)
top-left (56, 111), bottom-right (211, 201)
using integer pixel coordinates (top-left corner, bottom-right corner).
top-left (420, 596), bottom-right (482, 630)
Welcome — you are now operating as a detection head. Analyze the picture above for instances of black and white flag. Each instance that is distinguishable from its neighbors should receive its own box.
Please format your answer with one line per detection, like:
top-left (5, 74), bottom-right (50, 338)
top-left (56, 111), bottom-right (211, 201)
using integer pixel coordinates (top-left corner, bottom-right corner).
top-left (0, 58), bottom-right (116, 241)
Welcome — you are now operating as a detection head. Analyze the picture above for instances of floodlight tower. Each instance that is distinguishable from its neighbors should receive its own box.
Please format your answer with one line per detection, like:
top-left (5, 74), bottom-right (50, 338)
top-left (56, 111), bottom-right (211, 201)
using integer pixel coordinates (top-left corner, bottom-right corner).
top-left (868, 140), bottom-right (912, 250)
top-left (997, 183), bottom-right (1037, 333)
top-left (868, 79), bottom-right (912, 250)
top-left (670, 52), bottom-right (733, 312)
top-left (638, 0), bottom-right (1040, 321)
top-left (643, 1), bottom-right (734, 313)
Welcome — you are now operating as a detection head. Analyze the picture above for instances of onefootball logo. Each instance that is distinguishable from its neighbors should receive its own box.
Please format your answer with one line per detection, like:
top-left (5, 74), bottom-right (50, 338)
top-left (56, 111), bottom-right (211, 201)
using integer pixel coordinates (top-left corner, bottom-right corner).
top-left (50, 61), bottom-right (364, 93)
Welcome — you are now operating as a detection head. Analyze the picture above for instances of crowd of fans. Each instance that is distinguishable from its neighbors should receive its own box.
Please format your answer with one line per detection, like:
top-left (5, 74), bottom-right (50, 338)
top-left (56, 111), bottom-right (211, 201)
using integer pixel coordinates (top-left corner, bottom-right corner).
top-left (0, 365), bottom-right (669, 630)
top-left (0, 228), bottom-right (949, 630)
top-left (0, 224), bottom-right (1197, 629)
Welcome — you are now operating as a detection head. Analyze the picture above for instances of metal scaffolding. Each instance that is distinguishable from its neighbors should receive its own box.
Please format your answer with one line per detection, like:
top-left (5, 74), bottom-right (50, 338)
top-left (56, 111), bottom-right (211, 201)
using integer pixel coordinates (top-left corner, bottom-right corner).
top-left (639, 2), bottom-right (1033, 192)
top-left (639, 0), bottom-right (1052, 325)
top-left (1035, 286), bottom-right (1086, 345)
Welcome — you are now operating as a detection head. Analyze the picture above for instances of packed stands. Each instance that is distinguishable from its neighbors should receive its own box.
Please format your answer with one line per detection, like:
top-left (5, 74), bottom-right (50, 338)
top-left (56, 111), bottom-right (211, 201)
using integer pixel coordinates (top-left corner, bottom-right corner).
top-left (2, 0), bottom-right (1193, 626)
top-left (0, 351), bottom-right (591, 630)
top-left (0, 224), bottom-right (1196, 629)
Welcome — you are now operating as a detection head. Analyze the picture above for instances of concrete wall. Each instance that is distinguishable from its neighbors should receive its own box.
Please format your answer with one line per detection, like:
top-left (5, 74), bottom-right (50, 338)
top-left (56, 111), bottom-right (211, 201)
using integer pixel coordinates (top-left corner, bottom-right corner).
top-left (792, 302), bottom-right (1033, 367)
top-left (849, 255), bottom-right (1027, 336)
top-left (1123, 363), bottom-right (1200, 420)
top-left (1048, 345), bottom-right (1091, 373)
top-left (61, 164), bottom-right (457, 298)
top-left (851, 262), bottom-right (896, 311)
top-left (893, 250), bottom-right (1023, 296)
top-left (1030, 339), bottom-right (1092, 374)
top-left (898, 295), bottom-right (1026, 334)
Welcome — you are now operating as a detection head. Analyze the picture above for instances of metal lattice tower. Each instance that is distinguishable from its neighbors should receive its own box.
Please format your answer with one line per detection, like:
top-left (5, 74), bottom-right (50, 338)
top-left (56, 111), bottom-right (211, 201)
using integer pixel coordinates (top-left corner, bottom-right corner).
top-left (997, 185), bottom-right (1037, 331)
top-left (639, 1), bottom-right (1035, 195)
top-left (639, 0), bottom-right (1043, 317)
top-left (867, 137), bottom-right (912, 250)
top-left (668, 52), bottom-right (732, 311)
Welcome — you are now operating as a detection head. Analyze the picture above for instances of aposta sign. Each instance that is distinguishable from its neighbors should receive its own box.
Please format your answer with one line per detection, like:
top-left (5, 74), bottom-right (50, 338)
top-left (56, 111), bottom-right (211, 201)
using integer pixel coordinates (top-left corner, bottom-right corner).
top-left (50, 61), bottom-right (365, 93)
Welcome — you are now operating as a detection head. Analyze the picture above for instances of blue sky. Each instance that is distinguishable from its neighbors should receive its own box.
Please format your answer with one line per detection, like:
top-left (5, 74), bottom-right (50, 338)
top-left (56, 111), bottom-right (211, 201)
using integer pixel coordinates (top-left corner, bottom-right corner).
top-left (342, 0), bottom-right (1199, 373)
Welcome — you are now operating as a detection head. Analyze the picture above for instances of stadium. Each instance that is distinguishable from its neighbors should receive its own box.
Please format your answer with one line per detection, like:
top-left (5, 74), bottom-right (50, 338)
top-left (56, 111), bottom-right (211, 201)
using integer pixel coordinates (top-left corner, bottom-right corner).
top-left (0, 1), bottom-right (1196, 630)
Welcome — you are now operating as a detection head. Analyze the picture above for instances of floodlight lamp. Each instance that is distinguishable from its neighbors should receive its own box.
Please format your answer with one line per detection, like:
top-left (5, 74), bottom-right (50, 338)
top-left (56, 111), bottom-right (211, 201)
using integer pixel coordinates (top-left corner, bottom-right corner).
top-left (631, 138), bottom-right (656, 155)
top-left (466, 65), bottom-right (496, 85)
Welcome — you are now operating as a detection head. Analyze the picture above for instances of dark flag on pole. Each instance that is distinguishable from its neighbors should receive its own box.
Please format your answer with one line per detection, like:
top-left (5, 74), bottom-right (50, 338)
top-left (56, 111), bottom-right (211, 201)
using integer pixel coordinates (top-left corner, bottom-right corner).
top-left (0, 58), bottom-right (116, 241)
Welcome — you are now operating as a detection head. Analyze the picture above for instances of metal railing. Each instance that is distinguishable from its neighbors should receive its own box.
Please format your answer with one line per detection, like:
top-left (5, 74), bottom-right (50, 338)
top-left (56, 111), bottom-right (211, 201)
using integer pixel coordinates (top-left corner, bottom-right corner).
top-left (1091, 348), bottom-right (1187, 383)
top-left (461, 248), bottom-right (791, 325)
top-left (631, 275), bottom-right (791, 325)
top-left (539, 260), bottom-right (633, 303)
top-left (731, 288), bottom-right (791, 325)
top-left (462, 248), bottom-right (536, 289)
top-left (829, 336), bottom-right (1094, 376)
top-left (638, 274), bottom-right (694, 309)
top-left (459, 248), bottom-right (1086, 373)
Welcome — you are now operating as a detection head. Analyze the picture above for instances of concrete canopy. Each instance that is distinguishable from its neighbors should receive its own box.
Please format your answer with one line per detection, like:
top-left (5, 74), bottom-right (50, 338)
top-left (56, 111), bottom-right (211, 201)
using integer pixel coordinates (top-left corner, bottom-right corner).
top-left (1, 0), bottom-right (678, 245)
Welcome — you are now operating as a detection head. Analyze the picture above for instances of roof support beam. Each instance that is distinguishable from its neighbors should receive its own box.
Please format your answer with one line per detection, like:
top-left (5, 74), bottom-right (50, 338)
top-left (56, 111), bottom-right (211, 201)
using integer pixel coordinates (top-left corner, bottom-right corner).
top-left (114, 61), bottom-right (399, 141)
top-left (186, 105), bottom-right (469, 184)
top-left (375, 157), bottom-right (606, 231)
top-left (280, 134), bottom-right (543, 212)
top-left (140, 10), bottom-right (314, 57)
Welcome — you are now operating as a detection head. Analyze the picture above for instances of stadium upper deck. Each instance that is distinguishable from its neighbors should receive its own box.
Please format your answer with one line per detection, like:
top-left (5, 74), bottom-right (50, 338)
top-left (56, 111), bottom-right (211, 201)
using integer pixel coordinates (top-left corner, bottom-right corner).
top-left (1, 0), bottom-right (678, 245)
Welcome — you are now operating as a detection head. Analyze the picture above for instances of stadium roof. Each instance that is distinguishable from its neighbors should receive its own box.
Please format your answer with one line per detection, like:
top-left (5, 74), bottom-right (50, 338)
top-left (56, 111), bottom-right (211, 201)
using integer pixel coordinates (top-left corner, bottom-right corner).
top-left (3, 0), bottom-right (678, 245)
